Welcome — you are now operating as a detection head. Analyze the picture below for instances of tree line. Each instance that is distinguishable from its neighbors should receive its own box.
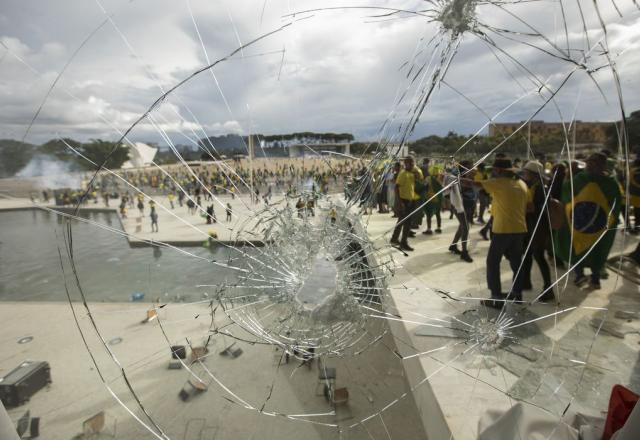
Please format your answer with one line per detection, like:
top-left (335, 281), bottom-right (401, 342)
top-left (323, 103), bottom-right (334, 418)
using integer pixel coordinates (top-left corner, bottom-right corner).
top-left (1, 112), bottom-right (637, 178)
top-left (0, 138), bottom-right (129, 178)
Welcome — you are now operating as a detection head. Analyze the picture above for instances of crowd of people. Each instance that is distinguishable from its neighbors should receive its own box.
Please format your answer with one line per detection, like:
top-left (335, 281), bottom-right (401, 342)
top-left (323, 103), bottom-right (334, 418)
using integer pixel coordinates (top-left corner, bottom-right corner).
top-left (104, 158), bottom-right (355, 200)
top-left (48, 158), bottom-right (360, 233)
top-left (382, 150), bottom-right (640, 307)
top-left (48, 158), bottom-right (357, 206)
top-left (37, 152), bottom-right (640, 307)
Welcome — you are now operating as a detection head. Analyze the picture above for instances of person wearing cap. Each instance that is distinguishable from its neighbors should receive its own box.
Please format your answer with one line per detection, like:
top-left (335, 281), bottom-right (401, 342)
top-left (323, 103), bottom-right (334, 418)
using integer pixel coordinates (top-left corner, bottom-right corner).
top-left (390, 157), bottom-right (423, 251)
top-left (520, 160), bottom-right (555, 302)
top-left (466, 158), bottom-right (529, 307)
top-left (555, 152), bottom-right (621, 289)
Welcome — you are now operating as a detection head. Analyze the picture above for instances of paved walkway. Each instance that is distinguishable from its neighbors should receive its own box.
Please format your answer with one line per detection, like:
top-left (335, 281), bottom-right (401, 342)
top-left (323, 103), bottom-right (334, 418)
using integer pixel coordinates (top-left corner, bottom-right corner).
top-left (0, 300), bottom-right (427, 440)
top-left (368, 209), bottom-right (640, 439)
top-left (117, 193), bottom-right (279, 246)
top-left (0, 193), bottom-right (286, 246)
top-left (1, 195), bottom-right (639, 439)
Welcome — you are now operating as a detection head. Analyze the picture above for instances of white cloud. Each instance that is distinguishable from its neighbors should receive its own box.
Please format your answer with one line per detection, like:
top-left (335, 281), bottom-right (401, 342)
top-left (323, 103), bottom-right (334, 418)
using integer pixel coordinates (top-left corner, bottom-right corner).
top-left (0, 0), bottom-right (638, 146)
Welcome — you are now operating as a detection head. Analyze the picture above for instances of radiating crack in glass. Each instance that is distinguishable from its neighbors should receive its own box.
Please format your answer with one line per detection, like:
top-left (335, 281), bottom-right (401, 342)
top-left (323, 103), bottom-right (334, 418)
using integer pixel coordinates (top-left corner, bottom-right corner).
top-left (5, 0), bottom-right (637, 438)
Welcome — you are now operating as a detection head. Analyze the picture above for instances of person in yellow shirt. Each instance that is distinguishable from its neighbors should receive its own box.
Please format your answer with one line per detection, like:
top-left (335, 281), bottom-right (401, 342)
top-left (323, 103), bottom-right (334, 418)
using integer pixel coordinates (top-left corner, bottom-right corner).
top-left (467, 158), bottom-right (528, 307)
top-left (391, 157), bottom-right (423, 251)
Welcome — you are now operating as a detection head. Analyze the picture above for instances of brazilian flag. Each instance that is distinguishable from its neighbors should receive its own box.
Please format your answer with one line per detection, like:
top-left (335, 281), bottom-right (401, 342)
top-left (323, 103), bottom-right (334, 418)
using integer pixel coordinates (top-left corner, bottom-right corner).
top-left (424, 175), bottom-right (443, 216)
top-left (630, 166), bottom-right (640, 208)
top-left (555, 171), bottom-right (621, 270)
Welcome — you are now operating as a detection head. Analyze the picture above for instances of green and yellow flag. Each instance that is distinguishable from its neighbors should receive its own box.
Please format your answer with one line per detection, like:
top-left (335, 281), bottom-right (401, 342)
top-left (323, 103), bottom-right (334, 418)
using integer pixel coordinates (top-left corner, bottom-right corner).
top-left (555, 171), bottom-right (621, 270)
top-left (425, 175), bottom-right (443, 215)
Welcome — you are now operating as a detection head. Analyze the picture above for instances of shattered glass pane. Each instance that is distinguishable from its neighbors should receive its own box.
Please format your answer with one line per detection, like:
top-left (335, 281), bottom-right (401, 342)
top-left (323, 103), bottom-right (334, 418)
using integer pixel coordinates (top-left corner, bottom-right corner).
top-left (1, 0), bottom-right (639, 439)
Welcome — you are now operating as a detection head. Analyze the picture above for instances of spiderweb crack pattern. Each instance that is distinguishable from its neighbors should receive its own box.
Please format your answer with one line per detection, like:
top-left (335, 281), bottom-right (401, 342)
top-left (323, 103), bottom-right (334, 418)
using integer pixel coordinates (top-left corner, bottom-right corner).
top-left (4, 0), bottom-right (636, 438)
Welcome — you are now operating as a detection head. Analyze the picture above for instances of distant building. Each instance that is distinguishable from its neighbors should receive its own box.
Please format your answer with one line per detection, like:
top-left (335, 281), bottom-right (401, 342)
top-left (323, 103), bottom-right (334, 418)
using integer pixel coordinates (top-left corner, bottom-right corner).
top-left (260, 135), bottom-right (354, 150)
top-left (287, 143), bottom-right (352, 157)
top-left (489, 120), bottom-right (612, 145)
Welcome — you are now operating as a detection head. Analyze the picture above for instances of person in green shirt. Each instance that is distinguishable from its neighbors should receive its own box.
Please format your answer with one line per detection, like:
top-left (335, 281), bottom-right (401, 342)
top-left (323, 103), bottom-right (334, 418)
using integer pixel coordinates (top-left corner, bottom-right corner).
top-left (422, 171), bottom-right (444, 235)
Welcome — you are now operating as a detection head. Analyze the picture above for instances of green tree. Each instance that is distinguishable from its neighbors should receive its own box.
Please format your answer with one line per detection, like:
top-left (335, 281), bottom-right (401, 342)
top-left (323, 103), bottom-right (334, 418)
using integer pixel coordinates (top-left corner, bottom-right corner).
top-left (80, 139), bottom-right (130, 170)
top-left (606, 109), bottom-right (640, 152)
top-left (40, 138), bottom-right (83, 162)
top-left (0, 139), bottom-right (35, 177)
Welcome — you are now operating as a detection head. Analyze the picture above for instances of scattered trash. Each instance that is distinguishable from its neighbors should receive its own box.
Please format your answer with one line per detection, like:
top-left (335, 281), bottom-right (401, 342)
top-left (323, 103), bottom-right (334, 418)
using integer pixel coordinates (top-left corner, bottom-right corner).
top-left (169, 347), bottom-right (185, 368)
top-left (614, 311), bottom-right (638, 321)
top-left (78, 411), bottom-right (116, 438)
top-left (168, 361), bottom-right (182, 370)
top-left (17, 336), bottom-right (33, 345)
top-left (190, 346), bottom-right (209, 362)
top-left (16, 410), bottom-right (40, 438)
top-left (171, 345), bottom-right (187, 359)
top-left (219, 342), bottom-right (243, 359)
top-left (178, 379), bottom-right (207, 402)
top-left (0, 361), bottom-right (51, 408)
top-left (140, 309), bottom-right (157, 324)
top-left (130, 292), bottom-right (145, 302)
top-left (108, 337), bottom-right (123, 346)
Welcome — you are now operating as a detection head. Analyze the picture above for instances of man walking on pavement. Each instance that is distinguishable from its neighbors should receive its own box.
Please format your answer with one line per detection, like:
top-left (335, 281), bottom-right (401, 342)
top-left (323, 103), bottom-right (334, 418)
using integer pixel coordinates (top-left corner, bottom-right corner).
top-left (390, 157), bottom-right (423, 252)
top-left (467, 158), bottom-right (528, 308)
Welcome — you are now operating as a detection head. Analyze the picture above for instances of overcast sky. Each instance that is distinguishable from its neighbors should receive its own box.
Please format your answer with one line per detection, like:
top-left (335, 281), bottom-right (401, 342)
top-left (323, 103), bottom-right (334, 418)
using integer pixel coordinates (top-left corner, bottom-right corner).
top-left (1, 0), bottom-right (639, 145)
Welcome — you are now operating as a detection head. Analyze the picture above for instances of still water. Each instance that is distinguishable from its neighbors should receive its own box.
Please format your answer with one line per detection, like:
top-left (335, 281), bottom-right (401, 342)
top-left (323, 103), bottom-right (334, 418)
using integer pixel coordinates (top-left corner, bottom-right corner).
top-left (0, 209), bottom-right (241, 302)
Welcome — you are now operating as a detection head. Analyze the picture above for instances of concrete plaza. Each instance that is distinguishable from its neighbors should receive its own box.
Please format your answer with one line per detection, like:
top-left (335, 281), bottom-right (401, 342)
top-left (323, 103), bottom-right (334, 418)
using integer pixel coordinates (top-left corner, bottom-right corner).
top-left (0, 192), bottom-right (639, 439)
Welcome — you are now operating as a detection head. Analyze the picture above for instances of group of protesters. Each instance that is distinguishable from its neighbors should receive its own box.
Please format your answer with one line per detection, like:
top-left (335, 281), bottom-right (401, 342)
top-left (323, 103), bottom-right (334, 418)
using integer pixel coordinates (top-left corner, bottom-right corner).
top-left (40, 152), bottom-right (640, 302)
top-left (385, 150), bottom-right (640, 307)
top-left (51, 157), bottom-right (360, 233)
top-left (100, 158), bottom-right (356, 201)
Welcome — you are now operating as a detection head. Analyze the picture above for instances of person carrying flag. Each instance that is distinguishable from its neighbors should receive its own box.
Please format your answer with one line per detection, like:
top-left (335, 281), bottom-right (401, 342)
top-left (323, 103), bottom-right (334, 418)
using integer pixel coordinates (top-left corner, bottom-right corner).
top-left (555, 152), bottom-right (622, 289)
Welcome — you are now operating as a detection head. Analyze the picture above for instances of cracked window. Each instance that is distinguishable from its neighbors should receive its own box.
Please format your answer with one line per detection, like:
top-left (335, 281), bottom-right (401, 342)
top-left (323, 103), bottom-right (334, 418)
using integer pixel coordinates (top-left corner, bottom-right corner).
top-left (0, 1), bottom-right (639, 439)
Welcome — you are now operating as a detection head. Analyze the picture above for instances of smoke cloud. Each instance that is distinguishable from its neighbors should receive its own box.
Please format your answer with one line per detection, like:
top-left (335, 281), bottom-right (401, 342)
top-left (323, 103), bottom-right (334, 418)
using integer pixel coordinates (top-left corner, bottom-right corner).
top-left (16, 155), bottom-right (82, 189)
